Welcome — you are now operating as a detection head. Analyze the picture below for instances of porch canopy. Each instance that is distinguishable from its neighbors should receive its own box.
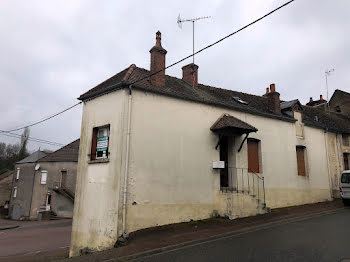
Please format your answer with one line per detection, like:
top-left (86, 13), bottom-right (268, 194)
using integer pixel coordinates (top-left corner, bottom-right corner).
top-left (210, 114), bottom-right (258, 136)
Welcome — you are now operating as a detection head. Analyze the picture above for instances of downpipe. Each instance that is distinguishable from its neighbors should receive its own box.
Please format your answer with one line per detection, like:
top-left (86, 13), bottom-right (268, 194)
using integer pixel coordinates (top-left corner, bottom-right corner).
top-left (122, 85), bottom-right (133, 238)
top-left (324, 129), bottom-right (333, 200)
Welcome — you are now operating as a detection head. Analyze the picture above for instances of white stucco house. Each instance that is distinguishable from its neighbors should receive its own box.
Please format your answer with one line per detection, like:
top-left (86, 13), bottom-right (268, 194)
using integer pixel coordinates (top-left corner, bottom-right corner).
top-left (70, 31), bottom-right (350, 256)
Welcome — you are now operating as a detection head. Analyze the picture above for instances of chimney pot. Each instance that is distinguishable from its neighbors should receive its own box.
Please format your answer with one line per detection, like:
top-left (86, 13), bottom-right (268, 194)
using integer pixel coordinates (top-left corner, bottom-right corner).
top-left (270, 83), bottom-right (276, 93)
top-left (182, 63), bottom-right (199, 87)
top-left (266, 87), bottom-right (269, 94)
top-left (309, 97), bottom-right (313, 102)
top-left (320, 95), bottom-right (323, 100)
top-left (150, 31), bottom-right (167, 87)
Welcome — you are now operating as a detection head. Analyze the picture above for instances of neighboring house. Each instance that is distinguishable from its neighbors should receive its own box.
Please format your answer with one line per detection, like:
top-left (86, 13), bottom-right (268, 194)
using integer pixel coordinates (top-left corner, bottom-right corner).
top-left (329, 89), bottom-right (350, 116)
top-left (9, 150), bottom-right (48, 220)
top-left (10, 140), bottom-right (79, 220)
top-left (0, 170), bottom-right (14, 215)
top-left (306, 90), bottom-right (350, 197)
top-left (69, 31), bottom-right (350, 256)
top-left (306, 95), bottom-right (327, 109)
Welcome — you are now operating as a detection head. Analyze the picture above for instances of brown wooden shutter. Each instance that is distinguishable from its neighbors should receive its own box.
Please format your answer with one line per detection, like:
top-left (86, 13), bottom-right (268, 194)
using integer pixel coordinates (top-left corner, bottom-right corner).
top-left (344, 153), bottom-right (349, 170)
top-left (296, 147), bottom-right (306, 176)
top-left (248, 139), bottom-right (260, 173)
top-left (91, 128), bottom-right (98, 160)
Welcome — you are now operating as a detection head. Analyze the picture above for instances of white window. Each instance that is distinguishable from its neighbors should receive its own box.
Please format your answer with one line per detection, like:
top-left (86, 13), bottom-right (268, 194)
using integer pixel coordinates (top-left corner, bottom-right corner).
top-left (13, 186), bottom-right (17, 198)
top-left (41, 171), bottom-right (47, 184)
top-left (16, 168), bottom-right (20, 180)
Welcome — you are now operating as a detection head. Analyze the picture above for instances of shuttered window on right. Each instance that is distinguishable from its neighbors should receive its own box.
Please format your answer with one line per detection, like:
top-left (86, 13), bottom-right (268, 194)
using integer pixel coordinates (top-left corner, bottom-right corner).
top-left (296, 146), bottom-right (307, 176)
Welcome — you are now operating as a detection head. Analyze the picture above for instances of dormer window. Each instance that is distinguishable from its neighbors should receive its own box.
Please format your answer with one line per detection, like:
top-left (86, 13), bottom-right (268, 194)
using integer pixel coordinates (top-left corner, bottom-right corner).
top-left (232, 96), bottom-right (248, 105)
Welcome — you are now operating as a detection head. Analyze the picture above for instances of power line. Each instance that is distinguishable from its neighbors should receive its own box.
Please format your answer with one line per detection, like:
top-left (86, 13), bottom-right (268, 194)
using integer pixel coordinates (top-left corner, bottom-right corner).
top-left (0, 0), bottom-right (294, 133)
top-left (1, 102), bottom-right (82, 133)
top-left (0, 132), bottom-right (64, 147)
top-left (130, 0), bottom-right (295, 86)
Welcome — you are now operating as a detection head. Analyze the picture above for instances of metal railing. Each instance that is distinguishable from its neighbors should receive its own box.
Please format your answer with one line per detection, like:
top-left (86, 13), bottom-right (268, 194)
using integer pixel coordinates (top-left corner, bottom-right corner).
top-left (221, 167), bottom-right (266, 208)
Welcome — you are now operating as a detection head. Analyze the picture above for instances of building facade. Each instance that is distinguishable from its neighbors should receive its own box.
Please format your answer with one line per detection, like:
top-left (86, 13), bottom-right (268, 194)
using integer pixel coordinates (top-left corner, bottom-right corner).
top-left (70, 32), bottom-right (350, 256)
top-left (10, 140), bottom-right (79, 220)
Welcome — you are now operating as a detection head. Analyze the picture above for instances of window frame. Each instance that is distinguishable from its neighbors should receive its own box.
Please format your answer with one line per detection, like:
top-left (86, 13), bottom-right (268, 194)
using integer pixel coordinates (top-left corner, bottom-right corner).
top-left (16, 167), bottom-right (20, 180)
top-left (247, 138), bottom-right (261, 173)
top-left (41, 171), bottom-right (47, 185)
top-left (90, 125), bottom-right (110, 160)
top-left (13, 186), bottom-right (17, 198)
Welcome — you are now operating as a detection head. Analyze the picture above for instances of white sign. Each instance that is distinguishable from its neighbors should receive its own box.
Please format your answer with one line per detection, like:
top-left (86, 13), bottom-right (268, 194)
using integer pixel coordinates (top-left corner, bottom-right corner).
top-left (213, 161), bottom-right (225, 169)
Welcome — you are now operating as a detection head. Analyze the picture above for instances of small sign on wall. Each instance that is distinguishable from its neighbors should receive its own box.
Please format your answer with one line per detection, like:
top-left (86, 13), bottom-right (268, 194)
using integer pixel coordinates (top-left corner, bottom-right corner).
top-left (213, 161), bottom-right (225, 169)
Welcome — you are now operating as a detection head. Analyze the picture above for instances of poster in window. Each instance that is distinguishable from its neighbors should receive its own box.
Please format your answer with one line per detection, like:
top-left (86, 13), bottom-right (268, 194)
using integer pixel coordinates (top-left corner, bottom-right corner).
top-left (97, 136), bottom-right (108, 152)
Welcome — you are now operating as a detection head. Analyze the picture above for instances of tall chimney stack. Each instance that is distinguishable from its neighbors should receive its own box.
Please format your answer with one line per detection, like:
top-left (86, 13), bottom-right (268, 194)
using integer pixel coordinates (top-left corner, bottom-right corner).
top-left (267, 83), bottom-right (281, 114)
top-left (150, 31), bottom-right (167, 87)
top-left (182, 63), bottom-right (199, 87)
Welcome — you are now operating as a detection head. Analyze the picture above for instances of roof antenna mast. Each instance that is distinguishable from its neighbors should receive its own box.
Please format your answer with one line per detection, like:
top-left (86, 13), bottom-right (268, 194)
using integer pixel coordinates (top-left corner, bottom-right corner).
top-left (325, 68), bottom-right (335, 112)
top-left (177, 14), bottom-right (211, 87)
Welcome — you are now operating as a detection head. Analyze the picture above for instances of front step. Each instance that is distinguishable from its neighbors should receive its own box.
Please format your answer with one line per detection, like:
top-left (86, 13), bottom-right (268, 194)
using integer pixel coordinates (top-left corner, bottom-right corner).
top-left (217, 192), bottom-right (268, 219)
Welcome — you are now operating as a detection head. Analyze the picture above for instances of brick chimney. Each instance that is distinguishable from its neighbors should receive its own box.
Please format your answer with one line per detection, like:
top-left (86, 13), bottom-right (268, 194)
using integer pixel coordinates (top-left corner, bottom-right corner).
top-left (150, 31), bottom-right (167, 87)
top-left (267, 83), bottom-right (281, 114)
top-left (182, 63), bottom-right (199, 87)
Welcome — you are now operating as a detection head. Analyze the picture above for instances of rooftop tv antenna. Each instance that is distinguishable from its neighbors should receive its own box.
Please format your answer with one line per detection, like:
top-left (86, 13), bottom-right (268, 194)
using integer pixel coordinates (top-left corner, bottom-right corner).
top-left (325, 68), bottom-right (335, 111)
top-left (177, 14), bottom-right (211, 87)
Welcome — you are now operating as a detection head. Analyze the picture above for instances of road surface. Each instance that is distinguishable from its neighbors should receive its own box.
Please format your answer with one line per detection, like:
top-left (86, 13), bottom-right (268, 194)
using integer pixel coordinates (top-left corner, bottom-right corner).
top-left (0, 220), bottom-right (71, 261)
top-left (131, 208), bottom-right (350, 262)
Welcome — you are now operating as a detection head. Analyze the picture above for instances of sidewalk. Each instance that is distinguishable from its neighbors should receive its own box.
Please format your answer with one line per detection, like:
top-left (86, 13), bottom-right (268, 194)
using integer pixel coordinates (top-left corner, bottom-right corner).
top-left (58, 199), bottom-right (345, 262)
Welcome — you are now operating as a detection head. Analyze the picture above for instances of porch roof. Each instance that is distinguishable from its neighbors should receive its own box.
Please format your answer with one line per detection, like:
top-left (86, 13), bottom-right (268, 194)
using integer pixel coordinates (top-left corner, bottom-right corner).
top-left (210, 114), bottom-right (258, 135)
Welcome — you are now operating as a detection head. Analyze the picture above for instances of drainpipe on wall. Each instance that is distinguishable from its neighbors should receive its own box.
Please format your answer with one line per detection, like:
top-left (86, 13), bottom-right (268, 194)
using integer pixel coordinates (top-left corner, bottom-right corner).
top-left (323, 130), bottom-right (333, 200)
top-left (121, 85), bottom-right (133, 238)
top-left (336, 134), bottom-right (343, 189)
top-left (28, 163), bottom-right (37, 218)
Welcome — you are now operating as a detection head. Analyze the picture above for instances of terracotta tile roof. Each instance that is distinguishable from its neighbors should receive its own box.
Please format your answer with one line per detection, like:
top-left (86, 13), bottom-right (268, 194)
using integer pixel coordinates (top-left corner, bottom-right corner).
top-left (38, 139), bottom-right (80, 163)
top-left (211, 114), bottom-right (258, 134)
top-left (78, 64), bottom-right (350, 134)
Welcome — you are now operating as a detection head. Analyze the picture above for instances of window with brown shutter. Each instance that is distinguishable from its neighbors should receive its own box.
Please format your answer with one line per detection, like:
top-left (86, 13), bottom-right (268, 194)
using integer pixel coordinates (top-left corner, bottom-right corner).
top-left (296, 146), bottom-right (306, 176)
top-left (90, 125), bottom-right (110, 160)
top-left (248, 139), bottom-right (260, 173)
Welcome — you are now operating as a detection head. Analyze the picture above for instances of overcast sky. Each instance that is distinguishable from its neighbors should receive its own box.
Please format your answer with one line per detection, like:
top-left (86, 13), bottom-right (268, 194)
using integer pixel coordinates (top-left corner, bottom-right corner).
top-left (0, 0), bottom-right (349, 151)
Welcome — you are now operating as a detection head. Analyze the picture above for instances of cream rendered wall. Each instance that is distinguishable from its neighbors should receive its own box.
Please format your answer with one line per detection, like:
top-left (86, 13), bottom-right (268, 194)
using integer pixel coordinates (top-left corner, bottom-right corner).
top-left (70, 90), bottom-right (128, 257)
top-left (125, 90), bottom-right (332, 233)
top-left (70, 88), bottom-right (332, 256)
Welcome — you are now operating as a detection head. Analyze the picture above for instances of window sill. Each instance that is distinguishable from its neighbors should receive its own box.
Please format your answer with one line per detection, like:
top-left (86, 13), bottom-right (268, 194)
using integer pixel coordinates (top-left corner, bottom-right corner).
top-left (88, 158), bottom-right (110, 164)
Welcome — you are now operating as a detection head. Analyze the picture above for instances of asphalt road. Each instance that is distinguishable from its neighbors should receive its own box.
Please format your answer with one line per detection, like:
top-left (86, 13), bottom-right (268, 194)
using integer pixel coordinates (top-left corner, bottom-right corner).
top-left (132, 208), bottom-right (350, 262)
top-left (0, 220), bottom-right (71, 261)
